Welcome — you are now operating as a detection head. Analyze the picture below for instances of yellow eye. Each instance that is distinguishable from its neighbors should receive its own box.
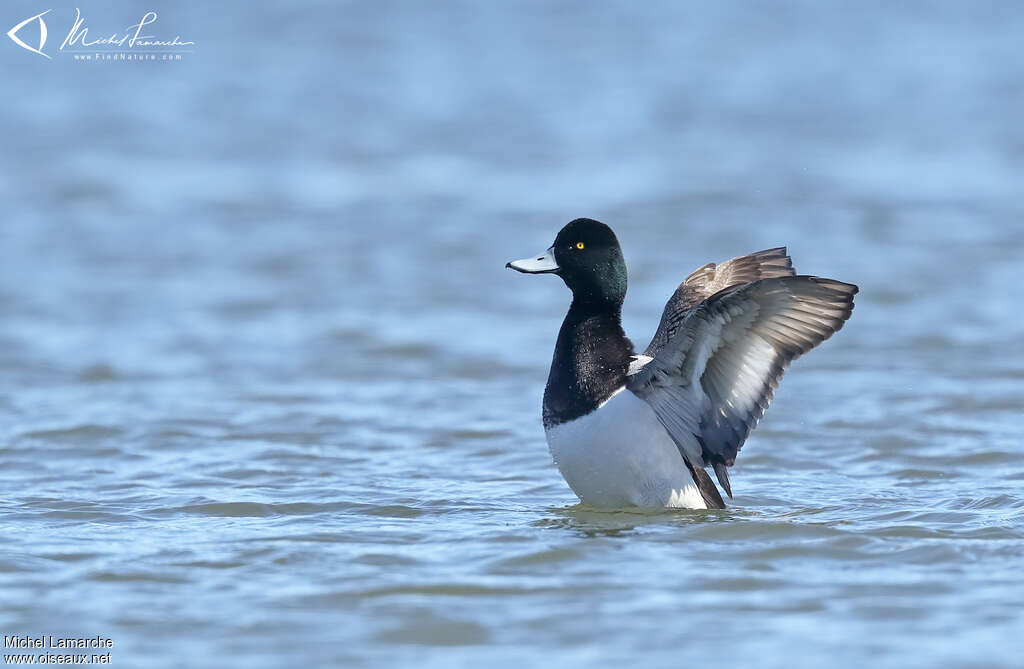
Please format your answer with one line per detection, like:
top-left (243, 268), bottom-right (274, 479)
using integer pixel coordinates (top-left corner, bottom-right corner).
top-left (575, 242), bottom-right (584, 250)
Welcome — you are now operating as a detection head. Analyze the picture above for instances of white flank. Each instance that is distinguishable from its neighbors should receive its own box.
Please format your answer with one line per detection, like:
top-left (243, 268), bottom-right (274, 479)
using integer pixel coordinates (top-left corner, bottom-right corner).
top-left (545, 389), bottom-right (707, 509)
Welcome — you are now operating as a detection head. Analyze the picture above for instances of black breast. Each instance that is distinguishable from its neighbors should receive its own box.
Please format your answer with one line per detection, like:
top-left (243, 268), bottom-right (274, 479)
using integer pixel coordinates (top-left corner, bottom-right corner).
top-left (542, 306), bottom-right (634, 428)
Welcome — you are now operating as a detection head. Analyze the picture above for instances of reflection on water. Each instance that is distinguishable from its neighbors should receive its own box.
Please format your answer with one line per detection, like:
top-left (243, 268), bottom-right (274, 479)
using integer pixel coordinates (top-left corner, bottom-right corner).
top-left (534, 504), bottom-right (740, 537)
top-left (1, 0), bottom-right (1024, 667)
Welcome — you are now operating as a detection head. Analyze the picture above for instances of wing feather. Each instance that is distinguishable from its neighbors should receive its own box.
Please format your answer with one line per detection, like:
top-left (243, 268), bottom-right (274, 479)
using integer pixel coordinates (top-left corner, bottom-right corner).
top-left (628, 275), bottom-right (857, 499)
top-left (644, 247), bottom-right (795, 356)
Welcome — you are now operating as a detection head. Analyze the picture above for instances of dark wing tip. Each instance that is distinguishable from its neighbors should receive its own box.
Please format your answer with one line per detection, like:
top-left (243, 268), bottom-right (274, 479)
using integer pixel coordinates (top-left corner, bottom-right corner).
top-left (800, 276), bottom-right (859, 335)
top-left (807, 276), bottom-right (859, 294)
top-left (743, 246), bottom-right (795, 274)
top-left (716, 247), bottom-right (797, 288)
top-left (712, 462), bottom-right (733, 498)
top-left (684, 457), bottom-right (727, 509)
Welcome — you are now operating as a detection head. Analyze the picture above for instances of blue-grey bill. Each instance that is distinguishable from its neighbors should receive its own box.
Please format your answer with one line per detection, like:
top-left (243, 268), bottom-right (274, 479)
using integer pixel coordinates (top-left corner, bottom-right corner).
top-left (506, 247), bottom-right (559, 274)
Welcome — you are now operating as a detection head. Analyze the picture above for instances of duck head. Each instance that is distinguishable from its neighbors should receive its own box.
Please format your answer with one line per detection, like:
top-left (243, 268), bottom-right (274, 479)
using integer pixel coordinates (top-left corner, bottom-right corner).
top-left (506, 218), bottom-right (627, 307)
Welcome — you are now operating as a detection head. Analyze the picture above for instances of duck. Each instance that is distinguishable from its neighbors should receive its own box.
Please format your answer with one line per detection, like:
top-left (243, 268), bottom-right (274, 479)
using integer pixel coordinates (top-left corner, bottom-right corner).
top-left (506, 218), bottom-right (857, 509)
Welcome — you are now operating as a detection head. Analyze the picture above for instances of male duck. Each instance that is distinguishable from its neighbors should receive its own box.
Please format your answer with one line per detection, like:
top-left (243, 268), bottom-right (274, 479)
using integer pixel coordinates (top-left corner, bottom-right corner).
top-left (507, 218), bottom-right (857, 509)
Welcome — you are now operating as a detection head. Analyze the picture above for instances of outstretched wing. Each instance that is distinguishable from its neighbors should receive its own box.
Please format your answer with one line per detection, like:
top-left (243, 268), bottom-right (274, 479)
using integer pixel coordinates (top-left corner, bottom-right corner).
top-left (644, 247), bottom-right (795, 357)
top-left (627, 275), bottom-right (857, 501)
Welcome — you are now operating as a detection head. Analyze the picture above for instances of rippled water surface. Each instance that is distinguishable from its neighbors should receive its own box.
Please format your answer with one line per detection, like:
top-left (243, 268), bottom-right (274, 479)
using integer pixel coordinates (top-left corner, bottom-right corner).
top-left (2, 1), bottom-right (1023, 666)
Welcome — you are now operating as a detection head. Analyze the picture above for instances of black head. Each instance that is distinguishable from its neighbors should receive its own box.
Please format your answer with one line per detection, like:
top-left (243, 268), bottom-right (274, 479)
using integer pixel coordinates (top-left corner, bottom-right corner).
top-left (507, 218), bottom-right (628, 307)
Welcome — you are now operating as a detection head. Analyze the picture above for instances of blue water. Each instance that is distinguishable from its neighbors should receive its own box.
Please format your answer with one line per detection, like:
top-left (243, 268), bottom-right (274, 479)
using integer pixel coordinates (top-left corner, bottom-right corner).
top-left (2, 1), bottom-right (1023, 666)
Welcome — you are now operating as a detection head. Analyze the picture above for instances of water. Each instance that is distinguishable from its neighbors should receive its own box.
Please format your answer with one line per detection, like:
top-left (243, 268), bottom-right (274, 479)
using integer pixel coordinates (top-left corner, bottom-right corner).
top-left (2, 1), bottom-right (1023, 666)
